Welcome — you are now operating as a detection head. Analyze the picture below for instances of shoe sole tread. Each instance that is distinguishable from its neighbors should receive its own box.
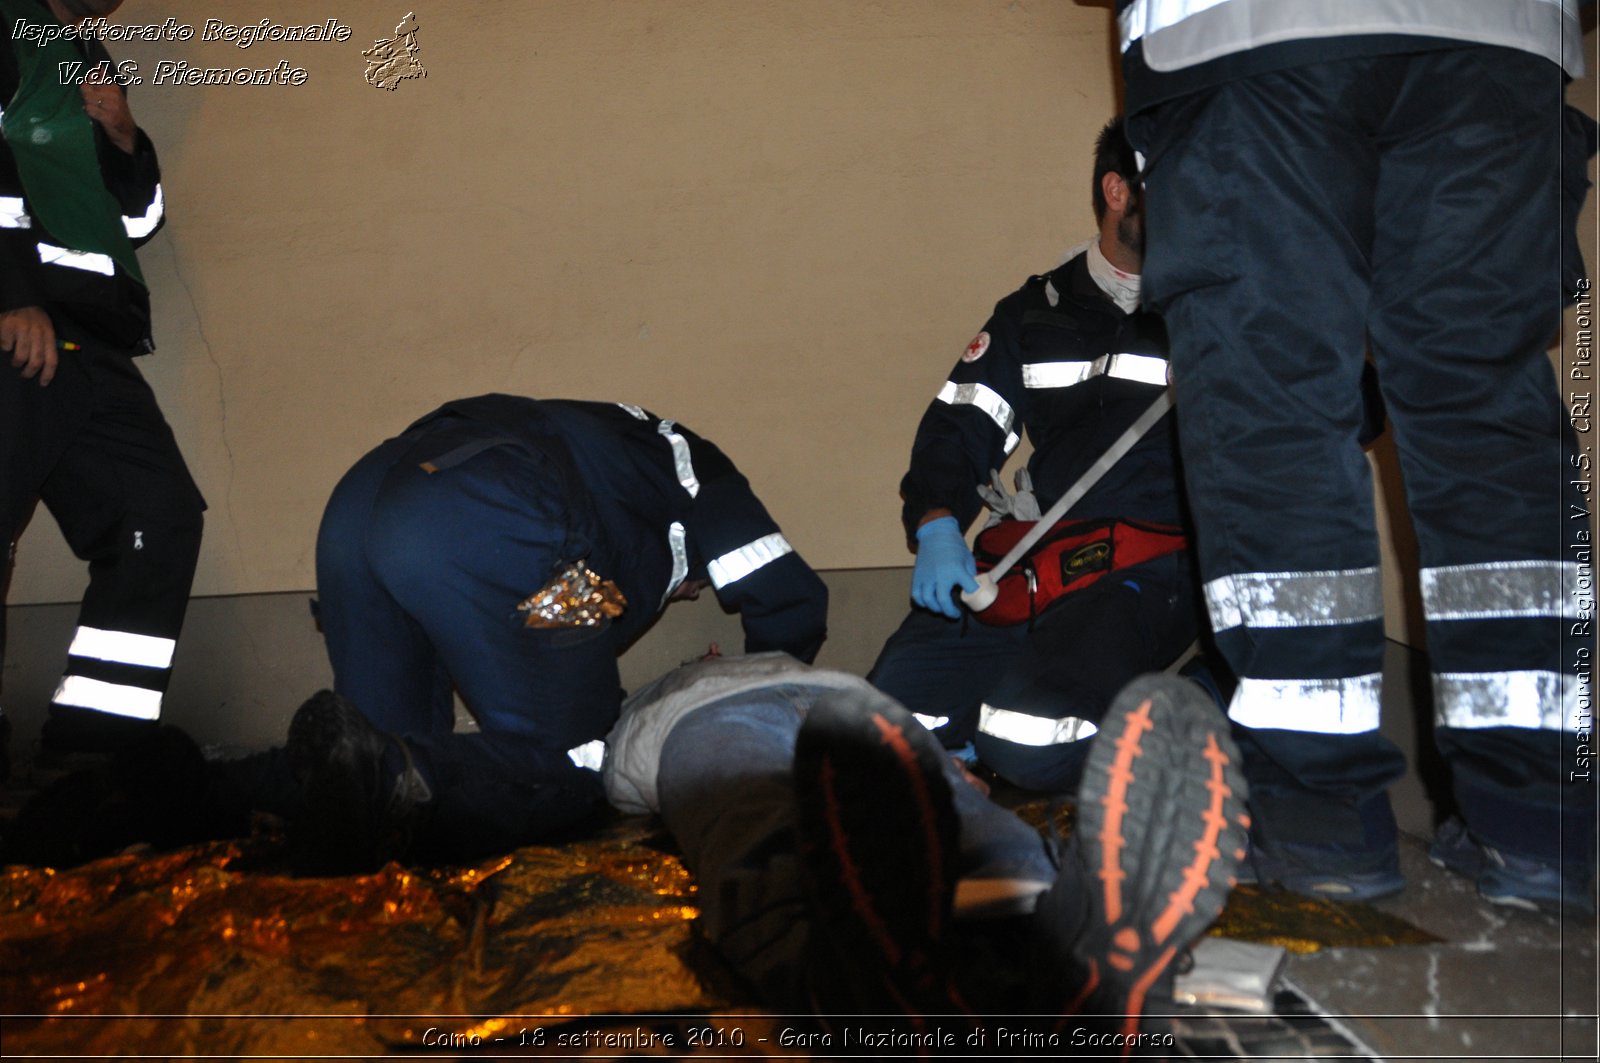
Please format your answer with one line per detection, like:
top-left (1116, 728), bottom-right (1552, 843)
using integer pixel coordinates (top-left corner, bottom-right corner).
top-left (793, 692), bottom-right (963, 1015)
top-left (1071, 675), bottom-right (1249, 1046)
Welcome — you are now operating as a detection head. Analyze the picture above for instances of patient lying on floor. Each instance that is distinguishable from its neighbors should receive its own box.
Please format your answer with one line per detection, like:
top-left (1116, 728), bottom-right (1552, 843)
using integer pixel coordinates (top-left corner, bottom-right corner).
top-left (2, 651), bottom-right (1247, 1043)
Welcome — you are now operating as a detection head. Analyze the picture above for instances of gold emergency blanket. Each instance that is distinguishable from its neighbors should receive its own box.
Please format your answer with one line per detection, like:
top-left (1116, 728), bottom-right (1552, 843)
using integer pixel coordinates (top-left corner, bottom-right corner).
top-left (1, 813), bottom-right (1435, 1057)
top-left (517, 562), bottom-right (627, 629)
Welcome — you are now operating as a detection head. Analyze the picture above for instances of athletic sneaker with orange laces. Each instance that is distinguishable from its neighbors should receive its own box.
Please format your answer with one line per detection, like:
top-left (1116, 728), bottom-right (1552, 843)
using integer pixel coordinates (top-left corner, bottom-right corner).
top-left (1032, 673), bottom-right (1250, 1053)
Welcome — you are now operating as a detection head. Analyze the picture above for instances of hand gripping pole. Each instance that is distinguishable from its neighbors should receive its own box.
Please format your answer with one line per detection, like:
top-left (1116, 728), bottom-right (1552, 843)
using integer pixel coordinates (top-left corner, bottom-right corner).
top-left (961, 388), bottom-right (1174, 612)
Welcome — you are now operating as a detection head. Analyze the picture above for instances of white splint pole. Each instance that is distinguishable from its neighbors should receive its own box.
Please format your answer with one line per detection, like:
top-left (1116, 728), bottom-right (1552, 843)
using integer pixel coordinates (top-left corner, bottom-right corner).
top-left (961, 388), bottom-right (1174, 612)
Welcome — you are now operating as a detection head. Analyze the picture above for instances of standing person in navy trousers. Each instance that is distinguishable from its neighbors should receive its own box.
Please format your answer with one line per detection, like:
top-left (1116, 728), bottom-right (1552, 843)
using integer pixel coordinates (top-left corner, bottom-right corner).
top-left (1117, 0), bottom-right (1595, 913)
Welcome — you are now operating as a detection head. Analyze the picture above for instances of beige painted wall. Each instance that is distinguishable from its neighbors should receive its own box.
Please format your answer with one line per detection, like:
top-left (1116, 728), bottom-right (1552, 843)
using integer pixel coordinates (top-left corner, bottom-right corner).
top-left (9, 2), bottom-right (1597, 654)
top-left (11, 0), bottom-right (1124, 603)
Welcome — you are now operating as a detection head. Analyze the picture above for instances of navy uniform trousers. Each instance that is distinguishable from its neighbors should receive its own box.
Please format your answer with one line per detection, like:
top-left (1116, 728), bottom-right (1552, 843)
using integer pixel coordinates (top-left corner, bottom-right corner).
top-left (312, 416), bottom-right (614, 856)
top-left (1136, 46), bottom-right (1591, 866)
top-left (869, 548), bottom-right (1199, 792)
top-left (1, 340), bottom-right (203, 748)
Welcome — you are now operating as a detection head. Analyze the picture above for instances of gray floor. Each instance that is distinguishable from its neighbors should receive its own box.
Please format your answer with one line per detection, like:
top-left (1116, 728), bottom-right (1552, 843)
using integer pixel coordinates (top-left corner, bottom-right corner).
top-left (4, 576), bottom-right (1597, 1061)
top-left (1211, 645), bottom-right (1599, 1061)
top-left (1286, 837), bottom-right (1598, 1061)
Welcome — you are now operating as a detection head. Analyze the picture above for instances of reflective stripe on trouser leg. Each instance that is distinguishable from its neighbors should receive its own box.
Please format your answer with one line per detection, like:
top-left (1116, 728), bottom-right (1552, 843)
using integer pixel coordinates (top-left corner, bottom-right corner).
top-left (974, 705), bottom-right (1101, 792)
top-left (978, 704), bottom-right (1099, 745)
top-left (1203, 608), bottom-right (1401, 798)
top-left (1205, 566), bottom-right (1386, 735)
top-left (48, 513), bottom-right (200, 726)
top-left (974, 709), bottom-right (1099, 793)
top-left (1423, 561), bottom-right (1586, 734)
top-left (1353, 48), bottom-right (1586, 859)
top-left (34, 350), bottom-right (205, 735)
top-left (867, 607), bottom-right (1028, 749)
top-left (52, 624), bottom-right (181, 720)
top-left (1138, 67), bottom-right (1409, 799)
top-left (52, 674), bottom-right (164, 720)
top-left (973, 558), bottom-right (1202, 792)
top-left (1421, 563), bottom-right (1587, 861)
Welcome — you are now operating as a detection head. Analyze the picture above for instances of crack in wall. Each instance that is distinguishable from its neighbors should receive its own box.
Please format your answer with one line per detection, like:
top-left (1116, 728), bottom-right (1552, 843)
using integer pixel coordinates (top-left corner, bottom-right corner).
top-left (163, 239), bottom-right (245, 571)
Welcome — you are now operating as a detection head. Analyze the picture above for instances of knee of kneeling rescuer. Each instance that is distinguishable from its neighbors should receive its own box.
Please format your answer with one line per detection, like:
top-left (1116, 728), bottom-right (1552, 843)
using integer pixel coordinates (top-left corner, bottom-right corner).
top-left (973, 728), bottom-right (1095, 793)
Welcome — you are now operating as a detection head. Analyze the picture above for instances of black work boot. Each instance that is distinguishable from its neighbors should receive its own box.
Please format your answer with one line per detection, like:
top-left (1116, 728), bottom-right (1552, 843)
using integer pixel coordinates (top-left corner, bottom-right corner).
top-left (285, 690), bottom-right (432, 875)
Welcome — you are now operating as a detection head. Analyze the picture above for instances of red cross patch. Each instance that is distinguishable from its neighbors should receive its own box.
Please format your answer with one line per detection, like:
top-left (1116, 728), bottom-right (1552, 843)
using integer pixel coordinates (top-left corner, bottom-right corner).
top-left (962, 331), bottom-right (991, 362)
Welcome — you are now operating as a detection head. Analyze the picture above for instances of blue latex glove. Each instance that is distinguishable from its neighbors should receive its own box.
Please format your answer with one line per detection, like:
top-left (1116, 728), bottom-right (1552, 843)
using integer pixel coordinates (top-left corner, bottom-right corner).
top-left (912, 516), bottom-right (979, 619)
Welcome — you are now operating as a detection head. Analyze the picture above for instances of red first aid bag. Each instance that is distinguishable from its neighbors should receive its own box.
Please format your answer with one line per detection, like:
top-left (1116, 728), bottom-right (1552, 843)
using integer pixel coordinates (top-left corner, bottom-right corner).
top-left (971, 517), bottom-right (1186, 626)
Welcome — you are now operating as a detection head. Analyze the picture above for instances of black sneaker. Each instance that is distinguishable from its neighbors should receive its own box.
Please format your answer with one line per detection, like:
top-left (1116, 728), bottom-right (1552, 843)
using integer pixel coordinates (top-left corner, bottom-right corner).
top-left (792, 686), bottom-right (968, 1024)
top-left (1430, 817), bottom-right (1596, 917)
top-left (1235, 787), bottom-right (1404, 903)
top-left (285, 690), bottom-right (431, 875)
top-left (1033, 673), bottom-right (1250, 1050)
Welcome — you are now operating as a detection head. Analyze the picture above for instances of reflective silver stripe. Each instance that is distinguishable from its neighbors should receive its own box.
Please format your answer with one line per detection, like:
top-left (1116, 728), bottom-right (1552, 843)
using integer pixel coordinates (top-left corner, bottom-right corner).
top-left (657, 420), bottom-right (700, 498)
top-left (1024, 361), bottom-right (1094, 389)
top-left (1022, 353), bottom-right (1168, 390)
top-left (913, 713), bottom-right (951, 731)
top-left (52, 676), bottom-right (163, 720)
top-left (38, 242), bottom-right (115, 276)
top-left (1228, 674), bottom-right (1382, 735)
top-left (121, 183), bottom-right (164, 239)
top-left (1105, 353), bottom-right (1168, 386)
top-left (1123, 0), bottom-right (1580, 77)
top-left (660, 521), bottom-right (689, 607)
top-left (1205, 566), bottom-right (1382, 633)
top-left (567, 739), bottom-right (607, 771)
top-left (1421, 561), bottom-right (1582, 622)
top-left (1119, 0), bottom-right (1230, 49)
top-left (936, 380), bottom-right (1015, 436)
top-left (0, 196), bottom-right (30, 229)
top-left (1435, 671), bottom-right (1583, 732)
top-left (617, 403), bottom-right (649, 420)
top-left (66, 626), bottom-right (176, 670)
top-left (978, 704), bottom-right (1099, 747)
top-left (707, 532), bottom-right (793, 589)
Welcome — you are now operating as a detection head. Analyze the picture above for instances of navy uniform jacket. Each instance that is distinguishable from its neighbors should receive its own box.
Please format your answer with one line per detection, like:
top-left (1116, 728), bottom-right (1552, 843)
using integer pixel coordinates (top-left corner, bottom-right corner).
top-left (0, 17), bottom-right (164, 351)
top-left (415, 394), bottom-right (830, 664)
top-left (1115, 0), bottom-right (1581, 117)
top-left (899, 250), bottom-right (1179, 541)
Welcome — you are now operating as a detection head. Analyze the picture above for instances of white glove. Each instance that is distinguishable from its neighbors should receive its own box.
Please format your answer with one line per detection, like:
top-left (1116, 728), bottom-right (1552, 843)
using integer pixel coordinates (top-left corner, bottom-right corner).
top-left (977, 468), bottom-right (1043, 526)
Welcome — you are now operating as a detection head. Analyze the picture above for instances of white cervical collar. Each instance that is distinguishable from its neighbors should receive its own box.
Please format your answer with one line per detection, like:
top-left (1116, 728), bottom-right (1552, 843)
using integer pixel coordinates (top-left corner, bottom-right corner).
top-left (1086, 238), bottom-right (1142, 315)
